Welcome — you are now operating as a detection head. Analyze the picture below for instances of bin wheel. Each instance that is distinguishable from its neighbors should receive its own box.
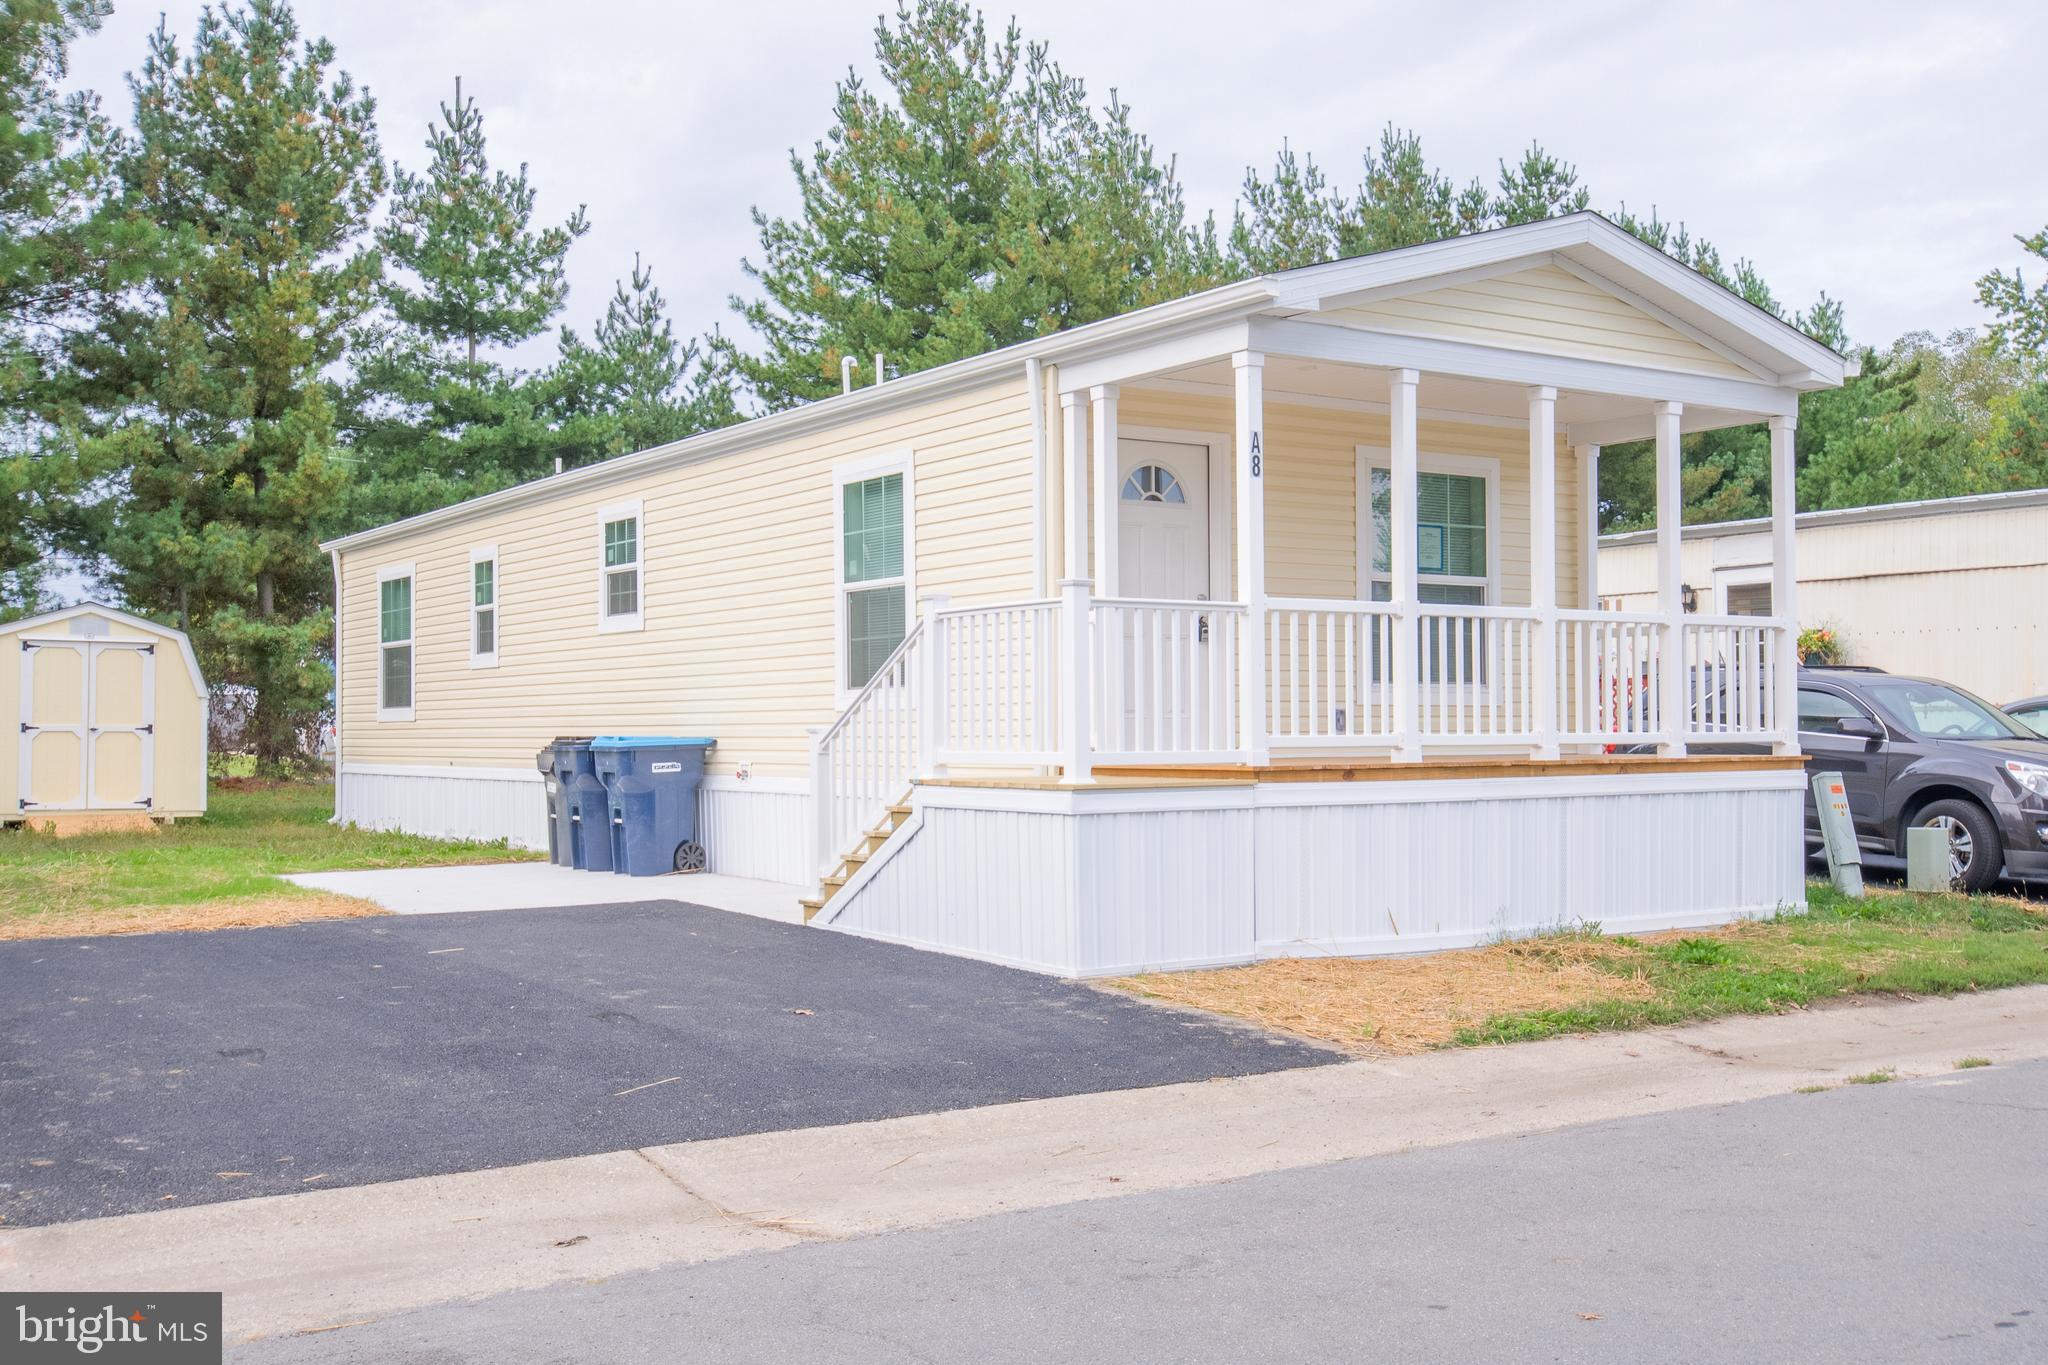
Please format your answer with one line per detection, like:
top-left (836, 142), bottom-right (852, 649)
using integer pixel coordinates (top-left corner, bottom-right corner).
top-left (674, 841), bottom-right (707, 874)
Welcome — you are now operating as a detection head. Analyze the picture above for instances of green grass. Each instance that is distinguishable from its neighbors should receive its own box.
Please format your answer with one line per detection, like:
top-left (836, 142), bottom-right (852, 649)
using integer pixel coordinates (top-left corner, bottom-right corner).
top-left (1955, 1057), bottom-right (1993, 1069)
top-left (1454, 882), bottom-right (2048, 1048)
top-left (1846, 1069), bottom-right (1896, 1085)
top-left (0, 780), bottom-right (536, 929)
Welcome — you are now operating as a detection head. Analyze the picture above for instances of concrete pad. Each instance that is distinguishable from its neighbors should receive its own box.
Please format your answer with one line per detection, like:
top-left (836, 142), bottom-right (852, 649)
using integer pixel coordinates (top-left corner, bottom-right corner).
top-left (281, 863), bottom-right (807, 923)
top-left (11, 985), bottom-right (2048, 1344)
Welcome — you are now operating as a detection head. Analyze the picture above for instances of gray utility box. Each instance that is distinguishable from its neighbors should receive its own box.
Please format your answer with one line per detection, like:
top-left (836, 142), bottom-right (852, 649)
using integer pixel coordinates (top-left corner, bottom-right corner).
top-left (535, 736), bottom-right (596, 867)
top-left (590, 736), bottom-right (715, 877)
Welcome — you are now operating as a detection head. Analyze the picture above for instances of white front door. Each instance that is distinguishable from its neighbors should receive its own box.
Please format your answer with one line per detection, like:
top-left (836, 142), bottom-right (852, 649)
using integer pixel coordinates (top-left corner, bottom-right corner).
top-left (1116, 440), bottom-right (1210, 600)
top-left (1112, 440), bottom-right (1212, 743)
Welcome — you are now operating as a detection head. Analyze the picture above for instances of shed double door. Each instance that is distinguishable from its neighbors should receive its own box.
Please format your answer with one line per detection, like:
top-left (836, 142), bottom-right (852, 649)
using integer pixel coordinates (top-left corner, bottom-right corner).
top-left (19, 638), bottom-right (156, 812)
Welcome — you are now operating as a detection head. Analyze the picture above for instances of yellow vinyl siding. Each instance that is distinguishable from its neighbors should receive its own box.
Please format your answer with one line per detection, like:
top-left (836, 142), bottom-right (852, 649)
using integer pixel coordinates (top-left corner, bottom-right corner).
top-left (1330, 265), bottom-right (1757, 381)
top-left (1113, 386), bottom-right (1585, 609)
top-left (337, 374), bottom-right (1038, 779)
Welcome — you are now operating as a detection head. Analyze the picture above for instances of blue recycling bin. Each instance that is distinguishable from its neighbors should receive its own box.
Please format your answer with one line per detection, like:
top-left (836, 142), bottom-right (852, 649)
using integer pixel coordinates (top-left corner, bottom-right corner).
top-left (535, 737), bottom-right (595, 867)
top-left (590, 736), bottom-right (715, 876)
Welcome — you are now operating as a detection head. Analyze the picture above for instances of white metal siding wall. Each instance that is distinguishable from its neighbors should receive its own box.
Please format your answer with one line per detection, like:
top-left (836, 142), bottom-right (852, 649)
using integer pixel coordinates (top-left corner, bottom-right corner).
top-left (698, 782), bottom-right (812, 884)
top-left (337, 765), bottom-right (811, 883)
top-left (338, 765), bottom-right (550, 850)
top-left (1253, 783), bottom-right (1804, 955)
top-left (824, 773), bottom-right (1806, 977)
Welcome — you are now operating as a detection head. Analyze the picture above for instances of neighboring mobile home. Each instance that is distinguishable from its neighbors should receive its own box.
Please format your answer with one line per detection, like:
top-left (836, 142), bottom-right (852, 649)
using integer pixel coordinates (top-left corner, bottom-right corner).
top-left (1598, 488), bottom-right (2048, 705)
top-left (324, 213), bottom-right (1850, 976)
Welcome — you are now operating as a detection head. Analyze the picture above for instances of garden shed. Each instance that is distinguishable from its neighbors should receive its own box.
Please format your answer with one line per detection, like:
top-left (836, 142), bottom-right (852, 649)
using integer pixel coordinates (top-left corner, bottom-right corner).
top-left (2, 603), bottom-right (209, 832)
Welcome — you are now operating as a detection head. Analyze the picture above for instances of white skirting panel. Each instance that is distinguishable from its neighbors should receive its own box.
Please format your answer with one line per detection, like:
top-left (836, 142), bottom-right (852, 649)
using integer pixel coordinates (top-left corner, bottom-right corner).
top-left (821, 772), bottom-right (1808, 978)
top-left (698, 782), bottom-right (812, 884)
top-left (1253, 784), bottom-right (1806, 957)
top-left (337, 764), bottom-right (550, 850)
top-left (822, 804), bottom-right (1257, 977)
top-left (336, 765), bottom-right (812, 878)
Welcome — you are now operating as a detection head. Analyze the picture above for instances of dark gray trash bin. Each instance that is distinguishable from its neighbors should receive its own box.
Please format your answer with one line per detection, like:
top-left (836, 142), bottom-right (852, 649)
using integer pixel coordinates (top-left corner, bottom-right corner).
top-left (567, 765), bottom-right (615, 873)
top-left (536, 736), bottom-right (595, 867)
top-left (590, 736), bottom-right (714, 876)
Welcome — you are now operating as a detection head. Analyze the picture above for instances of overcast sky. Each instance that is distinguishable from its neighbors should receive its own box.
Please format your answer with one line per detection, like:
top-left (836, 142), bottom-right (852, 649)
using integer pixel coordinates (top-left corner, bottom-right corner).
top-left (68, 0), bottom-right (2047, 366)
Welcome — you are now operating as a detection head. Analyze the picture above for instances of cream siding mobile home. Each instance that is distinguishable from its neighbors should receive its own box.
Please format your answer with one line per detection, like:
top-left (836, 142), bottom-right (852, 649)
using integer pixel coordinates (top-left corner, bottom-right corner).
top-left (1597, 488), bottom-right (2048, 706)
top-left (327, 213), bottom-right (1851, 976)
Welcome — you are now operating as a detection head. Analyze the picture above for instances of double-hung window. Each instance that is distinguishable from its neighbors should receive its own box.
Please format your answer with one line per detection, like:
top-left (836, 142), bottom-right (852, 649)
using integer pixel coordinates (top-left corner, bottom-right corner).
top-left (377, 564), bottom-right (414, 721)
top-left (470, 546), bottom-right (498, 667)
top-left (598, 501), bottom-right (643, 632)
top-left (1358, 451), bottom-right (1498, 683)
top-left (837, 460), bottom-right (912, 694)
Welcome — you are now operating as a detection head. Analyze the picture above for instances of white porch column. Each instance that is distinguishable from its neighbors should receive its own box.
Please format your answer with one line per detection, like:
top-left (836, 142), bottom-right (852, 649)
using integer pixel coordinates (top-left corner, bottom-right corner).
top-left (1653, 400), bottom-right (1688, 756)
top-left (1389, 368), bottom-right (1422, 762)
top-left (1232, 351), bottom-right (1269, 764)
top-left (1090, 385), bottom-right (1120, 599)
top-left (1058, 392), bottom-right (1094, 782)
top-left (1528, 386), bottom-right (1560, 760)
top-left (1769, 413), bottom-right (1800, 755)
top-left (1576, 443), bottom-right (1601, 610)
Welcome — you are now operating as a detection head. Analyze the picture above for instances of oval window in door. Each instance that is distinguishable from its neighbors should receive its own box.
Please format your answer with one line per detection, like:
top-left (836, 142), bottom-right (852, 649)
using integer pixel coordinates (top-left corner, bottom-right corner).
top-left (1120, 464), bottom-right (1186, 504)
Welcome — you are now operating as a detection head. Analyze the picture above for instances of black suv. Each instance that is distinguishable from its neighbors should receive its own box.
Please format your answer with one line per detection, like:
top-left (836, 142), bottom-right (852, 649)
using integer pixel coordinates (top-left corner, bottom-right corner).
top-left (1796, 667), bottom-right (2048, 891)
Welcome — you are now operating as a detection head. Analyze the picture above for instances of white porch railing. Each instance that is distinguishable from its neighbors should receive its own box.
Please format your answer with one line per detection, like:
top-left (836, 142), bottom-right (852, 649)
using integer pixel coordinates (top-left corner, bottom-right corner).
top-left (807, 590), bottom-right (1794, 879)
top-left (1680, 616), bottom-right (1784, 741)
top-left (930, 598), bottom-right (1061, 766)
top-left (1266, 597), bottom-right (1398, 746)
top-left (809, 621), bottom-right (923, 877)
top-left (1556, 609), bottom-right (1666, 746)
top-left (1414, 604), bottom-right (1541, 743)
top-left (1092, 597), bottom-right (1246, 762)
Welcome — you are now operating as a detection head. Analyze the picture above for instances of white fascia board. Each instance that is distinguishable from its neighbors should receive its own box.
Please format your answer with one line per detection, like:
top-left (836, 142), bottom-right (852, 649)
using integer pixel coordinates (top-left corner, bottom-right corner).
top-left (1250, 316), bottom-right (1802, 418)
top-left (1052, 318), bottom-right (1253, 394)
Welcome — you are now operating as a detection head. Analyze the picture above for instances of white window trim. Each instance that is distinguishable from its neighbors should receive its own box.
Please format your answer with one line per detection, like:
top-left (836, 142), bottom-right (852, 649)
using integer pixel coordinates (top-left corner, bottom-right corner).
top-left (833, 450), bottom-right (916, 704)
top-left (376, 560), bottom-right (415, 723)
top-left (596, 499), bottom-right (645, 634)
top-left (1714, 563), bottom-right (1773, 616)
top-left (1354, 447), bottom-right (1503, 605)
top-left (469, 544), bottom-right (499, 669)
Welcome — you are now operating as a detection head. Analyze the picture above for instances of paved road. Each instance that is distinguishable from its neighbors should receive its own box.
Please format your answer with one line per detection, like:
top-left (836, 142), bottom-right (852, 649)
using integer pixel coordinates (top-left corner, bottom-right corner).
top-left (0, 903), bottom-right (1328, 1226)
top-left (234, 1058), bottom-right (2048, 1364)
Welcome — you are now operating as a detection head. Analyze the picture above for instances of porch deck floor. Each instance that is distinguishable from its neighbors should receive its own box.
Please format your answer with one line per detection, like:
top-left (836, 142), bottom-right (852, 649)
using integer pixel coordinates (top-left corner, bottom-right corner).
top-left (918, 752), bottom-right (1805, 791)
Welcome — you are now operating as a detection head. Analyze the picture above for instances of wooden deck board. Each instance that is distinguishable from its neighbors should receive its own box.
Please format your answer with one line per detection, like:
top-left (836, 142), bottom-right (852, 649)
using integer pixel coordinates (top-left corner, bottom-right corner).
top-left (916, 753), bottom-right (1806, 791)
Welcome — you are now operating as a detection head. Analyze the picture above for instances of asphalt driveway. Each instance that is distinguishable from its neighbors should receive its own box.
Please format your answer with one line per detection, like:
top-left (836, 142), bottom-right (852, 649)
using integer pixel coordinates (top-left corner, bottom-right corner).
top-left (0, 903), bottom-right (1330, 1227)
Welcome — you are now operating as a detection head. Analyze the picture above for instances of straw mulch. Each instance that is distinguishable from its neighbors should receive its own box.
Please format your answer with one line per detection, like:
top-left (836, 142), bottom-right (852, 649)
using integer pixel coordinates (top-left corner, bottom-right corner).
top-left (0, 894), bottom-right (388, 941)
top-left (1105, 934), bottom-right (1656, 1054)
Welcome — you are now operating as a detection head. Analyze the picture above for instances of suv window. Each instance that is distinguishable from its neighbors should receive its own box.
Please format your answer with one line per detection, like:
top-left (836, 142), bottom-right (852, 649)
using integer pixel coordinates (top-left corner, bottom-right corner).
top-left (1798, 687), bottom-right (1874, 736)
top-left (1861, 678), bottom-right (2035, 741)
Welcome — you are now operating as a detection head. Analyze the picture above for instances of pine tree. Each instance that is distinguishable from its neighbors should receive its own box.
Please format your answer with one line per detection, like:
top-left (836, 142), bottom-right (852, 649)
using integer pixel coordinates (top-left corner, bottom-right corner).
top-left (1491, 143), bottom-right (1590, 225)
top-left (726, 0), bottom-right (1217, 409)
top-left (1978, 226), bottom-right (2048, 359)
top-left (344, 76), bottom-right (587, 525)
top-left (0, 0), bottom-right (143, 615)
top-left (550, 254), bottom-right (740, 464)
top-left (65, 0), bottom-right (383, 767)
top-left (1343, 126), bottom-right (1488, 257)
top-left (1227, 142), bottom-right (1343, 274)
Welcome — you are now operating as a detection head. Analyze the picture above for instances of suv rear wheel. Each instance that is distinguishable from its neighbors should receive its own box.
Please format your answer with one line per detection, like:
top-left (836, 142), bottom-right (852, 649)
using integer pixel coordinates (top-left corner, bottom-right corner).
top-left (1912, 799), bottom-right (2002, 893)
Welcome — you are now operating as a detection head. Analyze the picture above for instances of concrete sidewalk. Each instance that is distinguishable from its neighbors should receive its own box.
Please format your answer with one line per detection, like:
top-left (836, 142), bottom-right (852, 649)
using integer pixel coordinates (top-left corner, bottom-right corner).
top-left (8, 986), bottom-right (2048, 1345)
top-left (282, 862), bottom-right (806, 922)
